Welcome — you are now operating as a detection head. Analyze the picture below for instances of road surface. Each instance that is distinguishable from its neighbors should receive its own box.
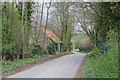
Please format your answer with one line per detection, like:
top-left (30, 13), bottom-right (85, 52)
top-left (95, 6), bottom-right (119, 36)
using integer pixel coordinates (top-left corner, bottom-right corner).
top-left (8, 52), bottom-right (86, 78)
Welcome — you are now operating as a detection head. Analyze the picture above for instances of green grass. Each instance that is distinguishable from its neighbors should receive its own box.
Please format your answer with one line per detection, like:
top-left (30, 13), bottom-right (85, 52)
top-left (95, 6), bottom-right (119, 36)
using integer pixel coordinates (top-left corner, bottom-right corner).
top-left (56, 51), bottom-right (74, 55)
top-left (2, 56), bottom-right (44, 73)
top-left (74, 50), bottom-right (89, 53)
top-left (72, 34), bottom-right (86, 49)
top-left (33, 55), bottom-right (44, 59)
top-left (66, 52), bottom-right (74, 54)
top-left (80, 47), bottom-right (118, 78)
top-left (56, 52), bottom-right (63, 55)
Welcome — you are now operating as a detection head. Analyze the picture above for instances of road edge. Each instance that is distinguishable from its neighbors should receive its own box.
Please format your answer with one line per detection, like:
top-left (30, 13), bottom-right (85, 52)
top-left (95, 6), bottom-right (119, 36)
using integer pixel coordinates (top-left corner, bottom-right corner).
top-left (3, 53), bottom-right (70, 78)
top-left (72, 53), bottom-right (88, 78)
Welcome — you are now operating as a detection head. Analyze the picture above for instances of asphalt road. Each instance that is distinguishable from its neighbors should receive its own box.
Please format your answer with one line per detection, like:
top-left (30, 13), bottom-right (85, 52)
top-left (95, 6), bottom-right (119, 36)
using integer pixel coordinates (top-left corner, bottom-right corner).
top-left (8, 52), bottom-right (86, 78)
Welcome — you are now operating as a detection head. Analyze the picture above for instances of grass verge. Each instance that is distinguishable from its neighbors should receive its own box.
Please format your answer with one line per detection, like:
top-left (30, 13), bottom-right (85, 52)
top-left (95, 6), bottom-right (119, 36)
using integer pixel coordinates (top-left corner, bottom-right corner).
top-left (2, 55), bottom-right (44, 73)
top-left (80, 47), bottom-right (118, 78)
top-left (74, 50), bottom-right (89, 53)
top-left (56, 52), bottom-right (74, 55)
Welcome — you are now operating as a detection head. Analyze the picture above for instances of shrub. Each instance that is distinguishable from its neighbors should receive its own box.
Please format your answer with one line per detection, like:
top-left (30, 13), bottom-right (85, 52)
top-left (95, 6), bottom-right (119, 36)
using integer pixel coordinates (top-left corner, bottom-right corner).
top-left (32, 44), bottom-right (41, 55)
top-left (96, 42), bottom-right (111, 54)
top-left (2, 43), bottom-right (16, 60)
top-left (47, 45), bottom-right (55, 54)
top-left (24, 50), bottom-right (33, 58)
top-left (40, 48), bottom-right (47, 55)
top-left (88, 49), bottom-right (100, 57)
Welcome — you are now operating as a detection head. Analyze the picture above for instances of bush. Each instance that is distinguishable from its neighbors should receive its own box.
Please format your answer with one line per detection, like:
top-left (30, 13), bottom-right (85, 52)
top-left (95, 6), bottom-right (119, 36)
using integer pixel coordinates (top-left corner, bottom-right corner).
top-left (24, 50), bottom-right (33, 58)
top-left (96, 42), bottom-right (111, 54)
top-left (32, 44), bottom-right (41, 55)
top-left (40, 48), bottom-right (47, 55)
top-left (2, 43), bottom-right (16, 60)
top-left (88, 49), bottom-right (100, 57)
top-left (47, 45), bottom-right (55, 54)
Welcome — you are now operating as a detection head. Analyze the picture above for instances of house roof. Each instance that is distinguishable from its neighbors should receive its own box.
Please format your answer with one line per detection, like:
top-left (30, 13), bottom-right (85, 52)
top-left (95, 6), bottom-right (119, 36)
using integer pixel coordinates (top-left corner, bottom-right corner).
top-left (42, 28), bottom-right (62, 44)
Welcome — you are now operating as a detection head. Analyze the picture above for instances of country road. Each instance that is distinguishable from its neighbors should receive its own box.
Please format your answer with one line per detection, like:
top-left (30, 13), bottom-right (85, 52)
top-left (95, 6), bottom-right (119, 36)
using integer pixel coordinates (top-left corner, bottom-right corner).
top-left (8, 52), bottom-right (86, 78)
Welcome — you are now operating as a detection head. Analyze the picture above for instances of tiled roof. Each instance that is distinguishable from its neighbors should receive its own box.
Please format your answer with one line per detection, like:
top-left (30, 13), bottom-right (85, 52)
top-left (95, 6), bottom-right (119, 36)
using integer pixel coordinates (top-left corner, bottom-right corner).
top-left (42, 28), bottom-right (62, 44)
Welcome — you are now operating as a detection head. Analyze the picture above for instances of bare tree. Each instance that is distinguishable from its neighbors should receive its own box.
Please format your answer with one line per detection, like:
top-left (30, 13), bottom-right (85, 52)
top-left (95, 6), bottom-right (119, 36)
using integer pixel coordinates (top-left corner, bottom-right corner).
top-left (42, 1), bottom-right (51, 48)
top-left (36, 1), bottom-right (44, 44)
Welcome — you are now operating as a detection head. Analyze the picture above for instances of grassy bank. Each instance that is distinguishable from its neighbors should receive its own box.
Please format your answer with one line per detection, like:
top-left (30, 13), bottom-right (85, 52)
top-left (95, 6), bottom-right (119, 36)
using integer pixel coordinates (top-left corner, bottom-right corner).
top-left (2, 56), bottom-right (43, 73)
top-left (80, 47), bottom-right (118, 78)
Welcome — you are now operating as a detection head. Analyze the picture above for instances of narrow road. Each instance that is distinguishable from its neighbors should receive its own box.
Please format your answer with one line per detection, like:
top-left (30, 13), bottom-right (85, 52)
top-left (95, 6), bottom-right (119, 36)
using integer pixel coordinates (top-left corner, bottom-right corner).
top-left (8, 52), bottom-right (86, 78)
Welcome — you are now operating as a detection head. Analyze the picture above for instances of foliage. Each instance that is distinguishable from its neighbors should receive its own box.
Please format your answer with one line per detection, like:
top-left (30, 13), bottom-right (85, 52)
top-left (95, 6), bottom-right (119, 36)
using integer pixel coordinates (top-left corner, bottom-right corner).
top-left (47, 40), bottom-right (57, 54)
top-left (81, 46), bottom-right (118, 78)
top-left (2, 43), bottom-right (16, 60)
top-left (2, 2), bottom-right (21, 59)
top-left (47, 45), bottom-right (55, 54)
top-left (56, 52), bottom-right (63, 55)
top-left (24, 49), bottom-right (33, 58)
top-left (32, 45), bottom-right (47, 56)
top-left (2, 59), bottom-right (35, 73)
top-left (32, 44), bottom-right (41, 55)
top-left (33, 55), bottom-right (44, 59)
top-left (40, 48), bottom-right (47, 55)
top-left (87, 48), bottom-right (100, 57)
top-left (94, 2), bottom-right (119, 43)
top-left (53, 2), bottom-right (74, 52)
top-left (81, 28), bottom-right (118, 78)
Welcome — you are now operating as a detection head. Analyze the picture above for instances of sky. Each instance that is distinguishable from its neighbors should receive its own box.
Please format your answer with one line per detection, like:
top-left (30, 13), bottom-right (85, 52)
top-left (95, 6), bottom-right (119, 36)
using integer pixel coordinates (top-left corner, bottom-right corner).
top-left (1, 0), bottom-right (119, 2)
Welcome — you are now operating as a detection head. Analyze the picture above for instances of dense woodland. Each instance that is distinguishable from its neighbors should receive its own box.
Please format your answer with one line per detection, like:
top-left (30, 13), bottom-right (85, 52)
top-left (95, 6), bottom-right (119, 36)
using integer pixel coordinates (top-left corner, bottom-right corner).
top-left (1, 1), bottom-right (119, 78)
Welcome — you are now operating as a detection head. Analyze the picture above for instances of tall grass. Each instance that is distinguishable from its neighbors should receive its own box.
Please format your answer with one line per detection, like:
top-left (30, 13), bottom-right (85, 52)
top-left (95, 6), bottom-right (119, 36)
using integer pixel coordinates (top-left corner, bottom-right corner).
top-left (72, 34), bottom-right (86, 49)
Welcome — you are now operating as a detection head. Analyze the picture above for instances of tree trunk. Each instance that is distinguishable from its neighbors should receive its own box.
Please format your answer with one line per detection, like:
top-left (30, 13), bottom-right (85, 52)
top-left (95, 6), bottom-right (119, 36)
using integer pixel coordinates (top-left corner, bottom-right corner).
top-left (20, 0), bottom-right (25, 59)
top-left (36, 1), bottom-right (44, 44)
top-left (43, 2), bottom-right (51, 49)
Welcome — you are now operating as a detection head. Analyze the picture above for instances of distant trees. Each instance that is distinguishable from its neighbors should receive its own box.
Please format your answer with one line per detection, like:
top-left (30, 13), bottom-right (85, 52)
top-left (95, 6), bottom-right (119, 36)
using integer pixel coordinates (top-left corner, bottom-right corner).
top-left (50, 2), bottom-right (75, 52)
